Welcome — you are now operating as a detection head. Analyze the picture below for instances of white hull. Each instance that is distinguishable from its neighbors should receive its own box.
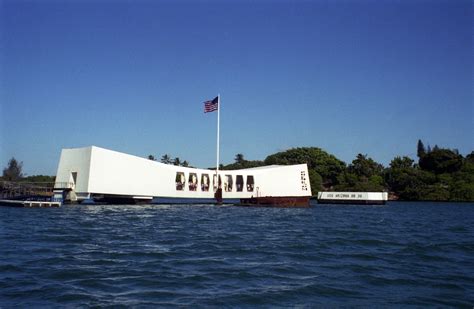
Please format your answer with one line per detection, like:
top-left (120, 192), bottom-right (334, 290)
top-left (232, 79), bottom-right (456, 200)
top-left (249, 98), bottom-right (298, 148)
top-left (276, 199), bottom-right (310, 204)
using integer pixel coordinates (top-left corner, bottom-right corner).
top-left (317, 192), bottom-right (388, 205)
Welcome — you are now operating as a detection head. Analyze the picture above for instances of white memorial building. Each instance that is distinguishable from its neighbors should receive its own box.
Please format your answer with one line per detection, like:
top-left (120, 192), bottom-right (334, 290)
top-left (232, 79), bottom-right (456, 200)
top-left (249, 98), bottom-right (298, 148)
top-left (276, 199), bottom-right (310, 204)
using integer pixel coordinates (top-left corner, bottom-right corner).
top-left (55, 146), bottom-right (312, 204)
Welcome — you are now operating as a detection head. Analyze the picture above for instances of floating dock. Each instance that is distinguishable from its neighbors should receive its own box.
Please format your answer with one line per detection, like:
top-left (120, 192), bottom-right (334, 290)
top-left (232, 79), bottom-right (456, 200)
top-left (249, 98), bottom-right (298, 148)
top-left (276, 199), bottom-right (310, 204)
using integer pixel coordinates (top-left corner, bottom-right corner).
top-left (0, 199), bottom-right (61, 208)
top-left (317, 192), bottom-right (388, 205)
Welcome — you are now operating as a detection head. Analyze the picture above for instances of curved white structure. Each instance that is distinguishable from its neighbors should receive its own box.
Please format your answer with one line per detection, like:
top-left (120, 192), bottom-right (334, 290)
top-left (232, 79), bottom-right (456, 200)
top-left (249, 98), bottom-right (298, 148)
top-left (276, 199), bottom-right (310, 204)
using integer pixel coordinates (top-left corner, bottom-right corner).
top-left (55, 146), bottom-right (312, 202)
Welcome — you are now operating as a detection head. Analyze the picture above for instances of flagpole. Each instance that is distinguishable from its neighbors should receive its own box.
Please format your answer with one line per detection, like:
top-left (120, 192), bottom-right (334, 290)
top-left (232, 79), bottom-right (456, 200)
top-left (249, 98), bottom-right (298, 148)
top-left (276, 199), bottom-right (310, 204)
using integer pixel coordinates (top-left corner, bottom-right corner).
top-left (216, 94), bottom-right (220, 174)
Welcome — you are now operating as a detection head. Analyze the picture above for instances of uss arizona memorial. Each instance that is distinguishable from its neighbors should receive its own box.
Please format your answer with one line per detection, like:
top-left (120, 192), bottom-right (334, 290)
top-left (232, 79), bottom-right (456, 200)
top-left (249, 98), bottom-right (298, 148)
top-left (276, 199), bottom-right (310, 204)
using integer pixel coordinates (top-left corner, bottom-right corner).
top-left (55, 146), bottom-right (312, 204)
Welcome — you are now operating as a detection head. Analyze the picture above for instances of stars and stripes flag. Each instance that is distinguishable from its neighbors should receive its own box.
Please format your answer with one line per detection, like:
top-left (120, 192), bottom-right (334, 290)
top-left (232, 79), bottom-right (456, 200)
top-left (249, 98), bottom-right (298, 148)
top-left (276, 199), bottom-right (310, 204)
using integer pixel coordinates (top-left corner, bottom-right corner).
top-left (204, 96), bottom-right (219, 113)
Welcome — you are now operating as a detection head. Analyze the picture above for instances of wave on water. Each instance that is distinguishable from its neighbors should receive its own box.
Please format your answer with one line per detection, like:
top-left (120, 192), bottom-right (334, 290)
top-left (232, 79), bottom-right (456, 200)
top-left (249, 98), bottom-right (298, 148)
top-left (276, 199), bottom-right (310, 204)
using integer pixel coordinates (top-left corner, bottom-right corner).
top-left (0, 201), bottom-right (473, 307)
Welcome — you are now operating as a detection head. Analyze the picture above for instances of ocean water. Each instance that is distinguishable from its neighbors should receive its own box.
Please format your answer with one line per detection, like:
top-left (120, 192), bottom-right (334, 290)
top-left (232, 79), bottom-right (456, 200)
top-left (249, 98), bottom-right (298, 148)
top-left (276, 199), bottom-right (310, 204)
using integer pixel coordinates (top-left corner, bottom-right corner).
top-left (0, 201), bottom-right (473, 307)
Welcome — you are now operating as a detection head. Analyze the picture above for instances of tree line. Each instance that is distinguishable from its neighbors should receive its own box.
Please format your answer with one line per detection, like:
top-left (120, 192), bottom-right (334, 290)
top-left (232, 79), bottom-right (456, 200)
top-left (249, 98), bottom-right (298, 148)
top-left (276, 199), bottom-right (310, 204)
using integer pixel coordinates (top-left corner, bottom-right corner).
top-left (220, 141), bottom-right (473, 202)
top-left (1, 157), bottom-right (55, 183)
top-left (147, 154), bottom-right (190, 167)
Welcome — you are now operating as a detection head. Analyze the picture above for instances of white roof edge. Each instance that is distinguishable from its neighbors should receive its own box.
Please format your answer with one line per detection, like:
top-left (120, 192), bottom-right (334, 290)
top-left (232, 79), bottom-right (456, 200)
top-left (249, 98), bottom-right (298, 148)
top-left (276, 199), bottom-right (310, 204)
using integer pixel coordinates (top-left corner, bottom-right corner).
top-left (62, 146), bottom-right (169, 168)
top-left (62, 145), bottom-right (95, 151)
top-left (61, 146), bottom-right (308, 172)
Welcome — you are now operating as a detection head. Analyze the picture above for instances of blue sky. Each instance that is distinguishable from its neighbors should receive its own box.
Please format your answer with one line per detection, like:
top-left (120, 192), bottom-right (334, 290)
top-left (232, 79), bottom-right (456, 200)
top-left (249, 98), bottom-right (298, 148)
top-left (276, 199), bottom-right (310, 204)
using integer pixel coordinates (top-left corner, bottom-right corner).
top-left (1, 0), bottom-right (472, 175)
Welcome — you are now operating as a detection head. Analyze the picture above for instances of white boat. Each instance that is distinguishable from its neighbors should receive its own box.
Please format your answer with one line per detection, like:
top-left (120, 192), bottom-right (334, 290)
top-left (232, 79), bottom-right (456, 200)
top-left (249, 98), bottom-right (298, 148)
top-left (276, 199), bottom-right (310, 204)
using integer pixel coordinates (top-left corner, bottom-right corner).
top-left (317, 191), bottom-right (388, 205)
top-left (54, 146), bottom-right (312, 206)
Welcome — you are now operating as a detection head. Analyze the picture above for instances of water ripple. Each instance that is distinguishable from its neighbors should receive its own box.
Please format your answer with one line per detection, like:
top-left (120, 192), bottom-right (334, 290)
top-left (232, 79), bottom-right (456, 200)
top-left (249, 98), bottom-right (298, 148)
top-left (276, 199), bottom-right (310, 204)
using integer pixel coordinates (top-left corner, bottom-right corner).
top-left (0, 201), bottom-right (473, 307)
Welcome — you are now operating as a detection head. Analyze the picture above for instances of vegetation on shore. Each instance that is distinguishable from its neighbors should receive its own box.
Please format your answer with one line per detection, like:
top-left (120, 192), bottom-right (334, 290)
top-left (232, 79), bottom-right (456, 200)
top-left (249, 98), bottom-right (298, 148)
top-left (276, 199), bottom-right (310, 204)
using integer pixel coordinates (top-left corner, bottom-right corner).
top-left (220, 141), bottom-right (473, 202)
top-left (2, 140), bottom-right (473, 202)
top-left (1, 157), bottom-right (55, 183)
top-left (147, 154), bottom-right (190, 167)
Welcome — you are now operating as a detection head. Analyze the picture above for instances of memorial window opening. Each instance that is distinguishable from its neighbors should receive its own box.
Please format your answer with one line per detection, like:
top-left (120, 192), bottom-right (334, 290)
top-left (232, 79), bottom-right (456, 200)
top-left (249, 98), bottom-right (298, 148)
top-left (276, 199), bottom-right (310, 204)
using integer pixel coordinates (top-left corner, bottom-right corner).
top-left (225, 175), bottom-right (233, 192)
top-left (176, 172), bottom-right (185, 191)
top-left (236, 175), bottom-right (244, 192)
top-left (201, 174), bottom-right (210, 192)
top-left (247, 175), bottom-right (254, 192)
top-left (188, 173), bottom-right (198, 191)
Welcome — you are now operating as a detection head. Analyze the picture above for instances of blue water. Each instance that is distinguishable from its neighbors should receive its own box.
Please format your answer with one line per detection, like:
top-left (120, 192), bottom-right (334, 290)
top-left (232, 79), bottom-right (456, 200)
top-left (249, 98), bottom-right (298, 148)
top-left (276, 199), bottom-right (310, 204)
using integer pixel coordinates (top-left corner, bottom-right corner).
top-left (1, 201), bottom-right (473, 307)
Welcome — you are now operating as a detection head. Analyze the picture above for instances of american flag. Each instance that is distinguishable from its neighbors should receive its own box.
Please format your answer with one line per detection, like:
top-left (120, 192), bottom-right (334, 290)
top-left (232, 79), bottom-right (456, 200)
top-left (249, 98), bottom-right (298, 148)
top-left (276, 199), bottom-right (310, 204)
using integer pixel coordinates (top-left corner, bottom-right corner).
top-left (204, 96), bottom-right (219, 113)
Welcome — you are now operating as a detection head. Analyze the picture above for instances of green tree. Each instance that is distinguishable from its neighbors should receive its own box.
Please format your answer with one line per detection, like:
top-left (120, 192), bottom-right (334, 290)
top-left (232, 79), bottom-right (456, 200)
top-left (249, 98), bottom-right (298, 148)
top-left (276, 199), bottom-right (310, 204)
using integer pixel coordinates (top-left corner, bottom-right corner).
top-left (385, 153), bottom-right (445, 200)
top-left (419, 148), bottom-right (463, 174)
top-left (335, 154), bottom-right (385, 192)
top-left (2, 157), bottom-right (24, 181)
top-left (308, 170), bottom-right (323, 192)
top-left (235, 153), bottom-right (245, 164)
top-left (182, 160), bottom-right (189, 167)
top-left (173, 157), bottom-right (181, 166)
top-left (465, 151), bottom-right (474, 164)
top-left (422, 183), bottom-right (450, 201)
top-left (391, 169), bottom-right (437, 200)
top-left (264, 147), bottom-right (345, 187)
top-left (220, 153), bottom-right (267, 170)
top-left (160, 154), bottom-right (172, 164)
top-left (335, 172), bottom-right (359, 190)
top-left (148, 155), bottom-right (156, 161)
top-left (336, 172), bottom-right (385, 192)
top-left (449, 155), bottom-right (474, 201)
top-left (390, 156), bottom-right (414, 169)
top-left (417, 139), bottom-right (426, 158)
top-left (348, 154), bottom-right (384, 178)
top-left (221, 159), bottom-right (265, 170)
top-left (23, 175), bottom-right (55, 183)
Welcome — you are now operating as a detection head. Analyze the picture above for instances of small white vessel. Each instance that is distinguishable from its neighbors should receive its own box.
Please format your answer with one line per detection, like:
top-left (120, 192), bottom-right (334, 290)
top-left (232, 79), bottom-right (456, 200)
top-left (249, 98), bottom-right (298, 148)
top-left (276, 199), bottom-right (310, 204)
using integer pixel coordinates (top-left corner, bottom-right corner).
top-left (317, 192), bottom-right (388, 205)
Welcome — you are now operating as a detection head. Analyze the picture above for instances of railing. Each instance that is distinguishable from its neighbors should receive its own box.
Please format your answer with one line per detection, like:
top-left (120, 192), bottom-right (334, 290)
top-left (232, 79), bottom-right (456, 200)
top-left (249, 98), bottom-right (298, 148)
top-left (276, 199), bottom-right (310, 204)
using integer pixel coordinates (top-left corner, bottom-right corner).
top-left (53, 182), bottom-right (75, 189)
top-left (0, 181), bottom-right (73, 199)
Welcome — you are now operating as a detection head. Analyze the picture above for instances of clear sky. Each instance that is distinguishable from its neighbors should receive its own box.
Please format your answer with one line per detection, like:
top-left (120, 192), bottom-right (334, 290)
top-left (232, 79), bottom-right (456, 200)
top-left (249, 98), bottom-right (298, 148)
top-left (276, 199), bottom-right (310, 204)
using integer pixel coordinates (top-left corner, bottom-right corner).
top-left (1, 0), bottom-right (472, 176)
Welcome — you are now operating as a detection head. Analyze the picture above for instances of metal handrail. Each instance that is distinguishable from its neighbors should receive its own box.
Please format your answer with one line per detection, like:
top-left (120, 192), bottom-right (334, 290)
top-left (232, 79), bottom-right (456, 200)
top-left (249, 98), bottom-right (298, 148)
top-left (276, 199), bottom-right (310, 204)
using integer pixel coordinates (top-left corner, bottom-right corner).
top-left (0, 181), bottom-right (55, 199)
top-left (0, 181), bottom-right (74, 188)
top-left (0, 181), bottom-right (74, 199)
top-left (53, 182), bottom-right (75, 189)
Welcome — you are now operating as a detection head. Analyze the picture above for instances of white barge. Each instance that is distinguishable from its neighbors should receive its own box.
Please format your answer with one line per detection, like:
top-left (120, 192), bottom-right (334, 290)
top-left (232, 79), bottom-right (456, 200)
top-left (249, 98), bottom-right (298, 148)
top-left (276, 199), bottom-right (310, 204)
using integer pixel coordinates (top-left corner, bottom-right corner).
top-left (317, 192), bottom-right (388, 205)
top-left (54, 146), bottom-right (312, 206)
